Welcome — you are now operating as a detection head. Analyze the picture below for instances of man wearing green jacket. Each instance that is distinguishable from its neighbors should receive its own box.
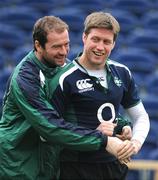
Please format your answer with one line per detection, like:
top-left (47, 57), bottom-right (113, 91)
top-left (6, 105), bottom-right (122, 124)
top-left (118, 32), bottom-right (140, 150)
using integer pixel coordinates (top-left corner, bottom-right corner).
top-left (0, 16), bottom-right (129, 179)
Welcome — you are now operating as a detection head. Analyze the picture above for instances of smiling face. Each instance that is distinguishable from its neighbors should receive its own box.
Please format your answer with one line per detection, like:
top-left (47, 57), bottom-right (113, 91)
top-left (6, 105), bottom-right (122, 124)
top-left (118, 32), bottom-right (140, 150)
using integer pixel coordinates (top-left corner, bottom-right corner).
top-left (35, 29), bottom-right (70, 67)
top-left (33, 16), bottom-right (70, 67)
top-left (80, 28), bottom-right (115, 70)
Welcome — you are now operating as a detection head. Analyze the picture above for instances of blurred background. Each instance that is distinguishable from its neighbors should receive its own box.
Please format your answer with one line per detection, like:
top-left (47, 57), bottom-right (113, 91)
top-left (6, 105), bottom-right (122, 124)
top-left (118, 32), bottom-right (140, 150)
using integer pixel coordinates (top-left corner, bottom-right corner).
top-left (0, 0), bottom-right (158, 179)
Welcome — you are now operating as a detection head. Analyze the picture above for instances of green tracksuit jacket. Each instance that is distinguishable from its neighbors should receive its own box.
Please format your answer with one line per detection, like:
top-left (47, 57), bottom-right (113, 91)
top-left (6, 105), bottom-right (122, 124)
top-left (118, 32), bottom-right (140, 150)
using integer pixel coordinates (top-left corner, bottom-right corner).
top-left (0, 51), bottom-right (107, 180)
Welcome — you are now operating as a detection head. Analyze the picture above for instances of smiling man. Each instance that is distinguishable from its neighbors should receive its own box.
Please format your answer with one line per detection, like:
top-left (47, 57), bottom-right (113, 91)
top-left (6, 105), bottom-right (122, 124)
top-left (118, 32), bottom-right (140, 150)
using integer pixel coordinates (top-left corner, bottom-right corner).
top-left (48, 12), bottom-right (150, 180)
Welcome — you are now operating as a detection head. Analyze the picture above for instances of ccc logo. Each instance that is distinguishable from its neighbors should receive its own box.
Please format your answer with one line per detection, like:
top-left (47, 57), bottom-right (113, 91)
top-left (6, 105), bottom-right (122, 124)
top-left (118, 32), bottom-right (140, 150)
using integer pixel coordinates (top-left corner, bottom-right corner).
top-left (76, 79), bottom-right (93, 90)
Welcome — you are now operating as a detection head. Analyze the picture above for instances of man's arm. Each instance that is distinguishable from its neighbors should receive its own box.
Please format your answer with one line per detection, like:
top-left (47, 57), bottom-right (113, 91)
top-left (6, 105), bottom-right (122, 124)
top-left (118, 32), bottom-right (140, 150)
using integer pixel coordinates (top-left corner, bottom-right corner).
top-left (117, 102), bottom-right (150, 160)
top-left (126, 102), bottom-right (150, 154)
top-left (12, 71), bottom-right (109, 152)
top-left (13, 77), bottom-right (128, 158)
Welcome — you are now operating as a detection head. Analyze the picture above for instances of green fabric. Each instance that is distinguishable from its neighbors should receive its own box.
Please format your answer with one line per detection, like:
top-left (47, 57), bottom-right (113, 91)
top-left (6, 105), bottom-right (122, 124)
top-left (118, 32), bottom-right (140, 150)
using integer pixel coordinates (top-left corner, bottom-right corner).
top-left (0, 51), bottom-right (106, 179)
top-left (114, 114), bottom-right (132, 135)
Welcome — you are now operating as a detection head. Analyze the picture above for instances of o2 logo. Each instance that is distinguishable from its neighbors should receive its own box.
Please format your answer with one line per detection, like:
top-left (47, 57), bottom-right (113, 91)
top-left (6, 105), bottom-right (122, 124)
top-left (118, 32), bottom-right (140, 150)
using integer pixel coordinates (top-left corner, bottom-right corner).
top-left (97, 103), bottom-right (115, 122)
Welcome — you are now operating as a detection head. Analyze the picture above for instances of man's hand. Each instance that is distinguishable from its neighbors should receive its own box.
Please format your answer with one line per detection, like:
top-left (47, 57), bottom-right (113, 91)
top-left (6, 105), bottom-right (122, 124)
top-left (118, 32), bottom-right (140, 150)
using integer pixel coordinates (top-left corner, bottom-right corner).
top-left (97, 121), bottom-right (116, 136)
top-left (118, 139), bottom-right (141, 164)
top-left (117, 139), bottom-right (142, 162)
top-left (117, 140), bottom-right (136, 160)
top-left (106, 137), bottom-right (132, 164)
top-left (120, 157), bottom-right (131, 164)
top-left (105, 136), bottom-right (123, 157)
top-left (116, 125), bottom-right (132, 141)
top-left (131, 139), bottom-right (142, 154)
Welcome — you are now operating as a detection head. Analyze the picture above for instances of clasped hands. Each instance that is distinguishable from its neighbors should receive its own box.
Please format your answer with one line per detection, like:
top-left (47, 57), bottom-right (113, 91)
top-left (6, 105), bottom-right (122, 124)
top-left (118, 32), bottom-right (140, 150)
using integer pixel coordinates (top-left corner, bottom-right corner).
top-left (97, 121), bottom-right (141, 164)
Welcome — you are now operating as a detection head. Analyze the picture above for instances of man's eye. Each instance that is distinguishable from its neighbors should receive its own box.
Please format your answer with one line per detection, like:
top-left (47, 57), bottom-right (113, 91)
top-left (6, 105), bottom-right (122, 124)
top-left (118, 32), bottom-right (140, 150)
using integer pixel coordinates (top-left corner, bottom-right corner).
top-left (104, 41), bottom-right (112, 45)
top-left (65, 43), bottom-right (69, 47)
top-left (92, 38), bottom-right (99, 42)
top-left (52, 46), bottom-right (59, 49)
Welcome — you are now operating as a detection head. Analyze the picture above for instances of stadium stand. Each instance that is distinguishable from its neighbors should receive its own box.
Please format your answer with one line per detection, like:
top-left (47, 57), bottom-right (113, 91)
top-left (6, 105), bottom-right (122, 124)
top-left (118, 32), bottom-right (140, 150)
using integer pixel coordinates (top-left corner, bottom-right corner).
top-left (0, 66), bottom-right (13, 92)
top-left (0, 23), bottom-right (26, 53)
top-left (12, 45), bottom-right (32, 65)
top-left (128, 160), bottom-right (158, 180)
top-left (0, 0), bottom-right (21, 7)
top-left (65, 0), bottom-right (104, 14)
top-left (49, 7), bottom-right (85, 34)
top-left (0, 50), bottom-right (6, 69)
top-left (143, 95), bottom-right (158, 120)
top-left (114, 47), bottom-right (156, 73)
top-left (146, 74), bottom-right (158, 97)
top-left (0, 6), bottom-right (42, 33)
top-left (112, 47), bottom-right (157, 89)
top-left (0, 1), bottom-right (158, 179)
top-left (111, 0), bottom-right (153, 17)
top-left (105, 9), bottom-right (139, 35)
top-left (127, 29), bottom-right (158, 57)
top-left (141, 11), bottom-right (158, 31)
top-left (68, 44), bottom-right (83, 60)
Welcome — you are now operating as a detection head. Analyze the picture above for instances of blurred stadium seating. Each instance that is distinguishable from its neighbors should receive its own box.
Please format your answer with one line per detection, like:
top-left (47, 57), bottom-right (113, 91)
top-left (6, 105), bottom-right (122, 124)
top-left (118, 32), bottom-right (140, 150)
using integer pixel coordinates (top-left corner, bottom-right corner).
top-left (0, 6), bottom-right (42, 33)
top-left (146, 74), bottom-right (158, 97)
top-left (0, 23), bottom-right (26, 53)
top-left (105, 9), bottom-right (139, 35)
top-left (12, 45), bottom-right (32, 65)
top-left (111, 0), bottom-right (153, 17)
top-left (141, 11), bottom-right (158, 31)
top-left (0, 1), bottom-right (158, 179)
top-left (127, 29), bottom-right (158, 57)
top-left (64, 0), bottom-right (104, 14)
top-left (0, 50), bottom-right (6, 69)
top-left (143, 95), bottom-right (158, 120)
top-left (112, 47), bottom-right (157, 89)
top-left (49, 7), bottom-right (85, 34)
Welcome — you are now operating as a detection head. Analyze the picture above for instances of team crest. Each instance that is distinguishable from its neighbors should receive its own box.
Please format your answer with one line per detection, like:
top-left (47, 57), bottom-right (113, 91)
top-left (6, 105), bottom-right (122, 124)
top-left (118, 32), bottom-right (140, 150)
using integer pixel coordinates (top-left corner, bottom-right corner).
top-left (114, 77), bottom-right (122, 87)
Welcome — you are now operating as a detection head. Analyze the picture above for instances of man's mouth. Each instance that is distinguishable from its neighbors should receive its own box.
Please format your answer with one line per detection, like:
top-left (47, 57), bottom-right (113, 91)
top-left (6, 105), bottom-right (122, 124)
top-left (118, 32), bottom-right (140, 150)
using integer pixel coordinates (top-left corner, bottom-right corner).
top-left (93, 51), bottom-right (105, 56)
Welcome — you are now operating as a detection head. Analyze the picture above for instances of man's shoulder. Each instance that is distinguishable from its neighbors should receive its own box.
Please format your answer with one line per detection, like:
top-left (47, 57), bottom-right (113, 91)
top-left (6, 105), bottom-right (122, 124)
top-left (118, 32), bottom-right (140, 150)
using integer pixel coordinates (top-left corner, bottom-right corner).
top-left (62, 61), bottom-right (74, 71)
top-left (108, 58), bottom-right (131, 74)
top-left (108, 59), bottom-right (128, 69)
top-left (48, 62), bottom-right (75, 91)
top-left (59, 62), bottom-right (77, 77)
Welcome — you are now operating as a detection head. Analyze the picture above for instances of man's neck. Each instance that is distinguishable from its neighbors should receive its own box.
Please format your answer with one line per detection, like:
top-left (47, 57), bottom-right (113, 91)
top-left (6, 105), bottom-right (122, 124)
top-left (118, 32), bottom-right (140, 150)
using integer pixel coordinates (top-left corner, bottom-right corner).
top-left (34, 50), bottom-right (57, 68)
top-left (79, 55), bottom-right (105, 70)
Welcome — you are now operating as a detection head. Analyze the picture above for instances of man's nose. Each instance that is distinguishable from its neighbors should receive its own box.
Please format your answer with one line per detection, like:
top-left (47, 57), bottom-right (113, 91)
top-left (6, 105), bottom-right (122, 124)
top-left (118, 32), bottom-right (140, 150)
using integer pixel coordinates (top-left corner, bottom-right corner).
top-left (96, 41), bottom-right (104, 50)
top-left (60, 46), bottom-right (68, 55)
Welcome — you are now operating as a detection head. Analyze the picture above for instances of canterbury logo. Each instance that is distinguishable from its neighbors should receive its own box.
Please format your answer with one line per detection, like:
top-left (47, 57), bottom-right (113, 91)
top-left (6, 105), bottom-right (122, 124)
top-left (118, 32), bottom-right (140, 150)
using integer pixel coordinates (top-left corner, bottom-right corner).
top-left (76, 79), bottom-right (93, 90)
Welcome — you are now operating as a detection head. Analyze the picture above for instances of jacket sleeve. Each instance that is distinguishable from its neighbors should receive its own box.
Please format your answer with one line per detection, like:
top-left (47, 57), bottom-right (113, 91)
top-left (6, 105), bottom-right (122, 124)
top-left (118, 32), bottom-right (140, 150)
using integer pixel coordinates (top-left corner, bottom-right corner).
top-left (11, 70), bottom-right (107, 151)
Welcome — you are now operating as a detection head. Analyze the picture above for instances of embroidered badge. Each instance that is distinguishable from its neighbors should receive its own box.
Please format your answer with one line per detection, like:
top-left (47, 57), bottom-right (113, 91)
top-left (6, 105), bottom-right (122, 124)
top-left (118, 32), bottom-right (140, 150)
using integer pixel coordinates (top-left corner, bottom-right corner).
top-left (114, 77), bottom-right (122, 87)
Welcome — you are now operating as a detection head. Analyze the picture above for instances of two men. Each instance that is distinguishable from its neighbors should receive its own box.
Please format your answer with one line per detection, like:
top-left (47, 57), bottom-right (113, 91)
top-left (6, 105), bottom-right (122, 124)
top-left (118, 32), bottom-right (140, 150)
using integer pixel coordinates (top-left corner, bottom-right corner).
top-left (0, 15), bottom-right (132, 179)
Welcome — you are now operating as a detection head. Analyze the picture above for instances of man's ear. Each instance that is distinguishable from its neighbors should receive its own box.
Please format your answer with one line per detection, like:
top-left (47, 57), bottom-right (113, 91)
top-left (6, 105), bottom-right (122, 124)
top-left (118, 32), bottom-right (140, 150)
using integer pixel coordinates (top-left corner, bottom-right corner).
top-left (82, 32), bottom-right (87, 43)
top-left (34, 40), bottom-right (42, 53)
top-left (111, 41), bottom-right (115, 50)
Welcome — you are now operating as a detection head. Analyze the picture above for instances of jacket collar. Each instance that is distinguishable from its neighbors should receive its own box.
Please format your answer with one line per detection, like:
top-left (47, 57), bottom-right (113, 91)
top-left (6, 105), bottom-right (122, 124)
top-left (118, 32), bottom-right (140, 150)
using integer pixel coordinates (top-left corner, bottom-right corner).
top-left (28, 50), bottom-right (62, 78)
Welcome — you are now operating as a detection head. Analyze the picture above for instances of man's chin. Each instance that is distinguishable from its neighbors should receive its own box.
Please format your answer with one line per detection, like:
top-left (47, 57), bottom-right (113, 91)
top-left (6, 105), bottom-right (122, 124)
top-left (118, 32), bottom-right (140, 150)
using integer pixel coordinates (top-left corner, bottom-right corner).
top-left (57, 61), bottom-right (66, 67)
